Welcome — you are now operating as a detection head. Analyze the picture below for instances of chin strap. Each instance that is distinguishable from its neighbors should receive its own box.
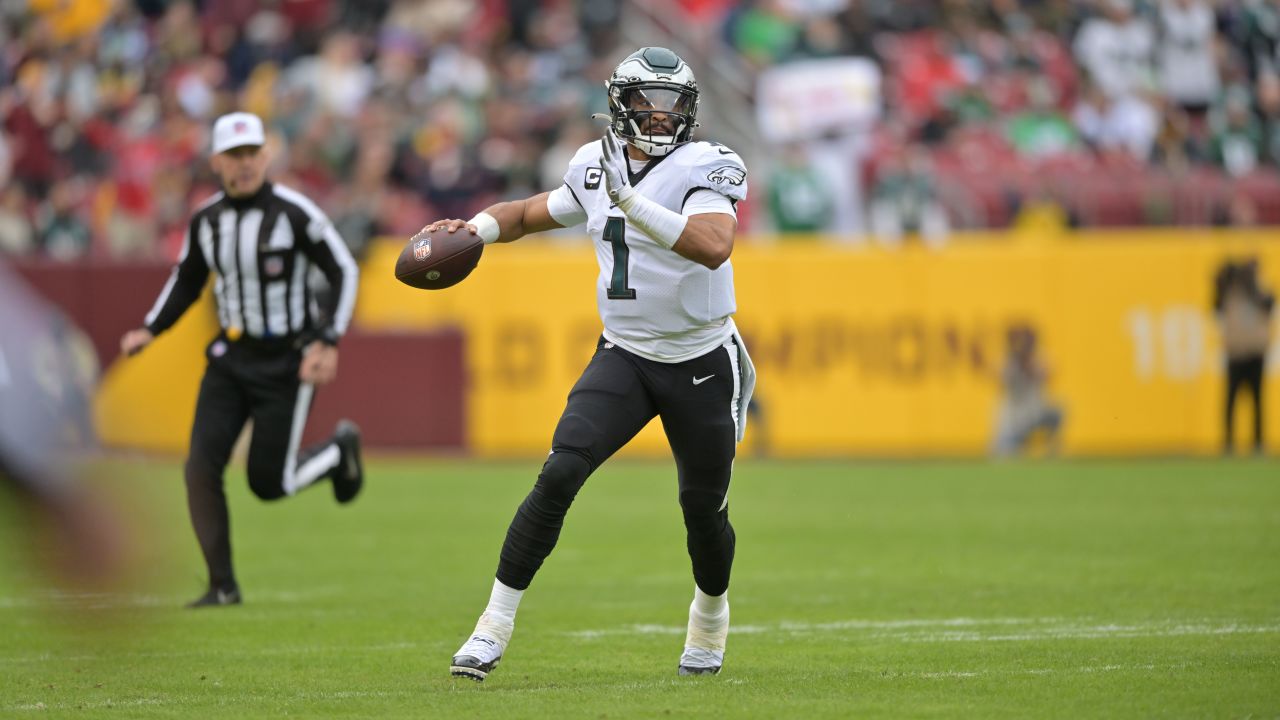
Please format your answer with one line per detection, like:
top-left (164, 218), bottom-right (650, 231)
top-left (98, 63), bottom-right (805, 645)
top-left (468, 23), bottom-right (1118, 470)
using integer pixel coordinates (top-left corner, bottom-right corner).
top-left (592, 112), bottom-right (692, 158)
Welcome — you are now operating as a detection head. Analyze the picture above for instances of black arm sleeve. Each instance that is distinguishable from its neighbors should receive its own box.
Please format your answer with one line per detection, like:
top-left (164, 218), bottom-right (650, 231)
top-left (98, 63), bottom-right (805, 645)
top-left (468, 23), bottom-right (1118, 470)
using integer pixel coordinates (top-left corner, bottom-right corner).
top-left (144, 214), bottom-right (210, 336)
top-left (299, 213), bottom-right (359, 341)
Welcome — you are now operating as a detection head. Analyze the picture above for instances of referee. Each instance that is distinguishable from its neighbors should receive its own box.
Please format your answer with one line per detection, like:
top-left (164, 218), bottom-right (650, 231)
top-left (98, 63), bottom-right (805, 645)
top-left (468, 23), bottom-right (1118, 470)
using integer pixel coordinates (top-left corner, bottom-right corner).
top-left (120, 112), bottom-right (363, 608)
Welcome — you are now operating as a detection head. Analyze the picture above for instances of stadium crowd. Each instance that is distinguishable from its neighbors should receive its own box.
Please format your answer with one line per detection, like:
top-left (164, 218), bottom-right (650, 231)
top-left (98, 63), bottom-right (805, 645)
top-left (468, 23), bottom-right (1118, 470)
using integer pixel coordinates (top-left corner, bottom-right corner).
top-left (714, 0), bottom-right (1280, 233)
top-left (1, 0), bottom-right (1278, 261)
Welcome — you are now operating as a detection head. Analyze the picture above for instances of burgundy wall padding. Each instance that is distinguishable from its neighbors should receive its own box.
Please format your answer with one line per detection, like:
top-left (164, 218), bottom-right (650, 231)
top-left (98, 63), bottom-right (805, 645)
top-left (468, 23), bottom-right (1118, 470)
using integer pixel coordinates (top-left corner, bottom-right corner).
top-left (13, 260), bottom-right (172, 368)
top-left (11, 260), bottom-right (467, 450)
top-left (303, 330), bottom-right (466, 450)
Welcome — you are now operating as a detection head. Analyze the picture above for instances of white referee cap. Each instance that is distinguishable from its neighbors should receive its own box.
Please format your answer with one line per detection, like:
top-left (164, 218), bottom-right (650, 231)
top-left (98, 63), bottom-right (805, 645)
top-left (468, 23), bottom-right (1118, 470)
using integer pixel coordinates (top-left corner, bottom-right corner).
top-left (211, 112), bottom-right (266, 155)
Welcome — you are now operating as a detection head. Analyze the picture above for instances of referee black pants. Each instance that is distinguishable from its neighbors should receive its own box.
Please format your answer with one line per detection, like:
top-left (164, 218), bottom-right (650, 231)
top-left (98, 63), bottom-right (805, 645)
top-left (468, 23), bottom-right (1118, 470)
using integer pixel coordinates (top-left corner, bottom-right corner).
top-left (497, 337), bottom-right (742, 596)
top-left (185, 335), bottom-right (341, 590)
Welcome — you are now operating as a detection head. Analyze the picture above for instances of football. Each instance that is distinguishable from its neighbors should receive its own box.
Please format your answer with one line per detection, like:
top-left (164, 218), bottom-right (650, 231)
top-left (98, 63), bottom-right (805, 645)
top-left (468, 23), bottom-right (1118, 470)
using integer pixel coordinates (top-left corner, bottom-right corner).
top-left (394, 226), bottom-right (484, 290)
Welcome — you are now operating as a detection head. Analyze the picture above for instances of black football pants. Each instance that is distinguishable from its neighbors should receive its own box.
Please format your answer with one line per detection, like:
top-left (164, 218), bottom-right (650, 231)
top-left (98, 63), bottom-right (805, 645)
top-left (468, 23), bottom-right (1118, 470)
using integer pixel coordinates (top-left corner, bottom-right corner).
top-left (497, 337), bottom-right (742, 596)
top-left (184, 336), bottom-right (341, 590)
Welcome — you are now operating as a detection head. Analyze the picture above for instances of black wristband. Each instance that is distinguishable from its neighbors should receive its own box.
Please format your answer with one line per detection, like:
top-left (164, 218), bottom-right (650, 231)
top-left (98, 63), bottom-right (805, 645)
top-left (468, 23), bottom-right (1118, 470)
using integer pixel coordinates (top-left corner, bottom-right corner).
top-left (317, 327), bottom-right (340, 346)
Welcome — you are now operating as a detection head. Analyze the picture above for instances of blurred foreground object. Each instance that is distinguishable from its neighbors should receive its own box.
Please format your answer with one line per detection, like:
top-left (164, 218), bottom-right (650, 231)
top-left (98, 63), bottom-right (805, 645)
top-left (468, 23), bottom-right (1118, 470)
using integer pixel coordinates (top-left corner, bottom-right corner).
top-left (0, 260), bottom-right (127, 589)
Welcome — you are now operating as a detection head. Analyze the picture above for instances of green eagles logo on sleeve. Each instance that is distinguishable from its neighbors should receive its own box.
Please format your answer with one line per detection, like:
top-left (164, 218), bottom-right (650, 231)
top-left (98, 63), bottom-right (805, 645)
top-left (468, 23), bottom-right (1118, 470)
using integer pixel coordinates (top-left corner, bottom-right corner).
top-left (707, 166), bottom-right (746, 186)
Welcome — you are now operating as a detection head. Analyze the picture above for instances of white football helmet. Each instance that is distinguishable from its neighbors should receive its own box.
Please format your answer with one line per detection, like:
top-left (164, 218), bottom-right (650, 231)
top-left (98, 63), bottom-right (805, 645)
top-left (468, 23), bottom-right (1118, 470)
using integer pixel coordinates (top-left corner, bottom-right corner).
top-left (604, 47), bottom-right (700, 157)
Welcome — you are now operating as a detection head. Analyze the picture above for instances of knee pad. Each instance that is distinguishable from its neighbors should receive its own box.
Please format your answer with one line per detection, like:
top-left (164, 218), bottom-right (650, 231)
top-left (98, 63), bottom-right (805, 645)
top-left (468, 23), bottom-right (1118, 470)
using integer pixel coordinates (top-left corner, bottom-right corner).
top-left (534, 450), bottom-right (592, 507)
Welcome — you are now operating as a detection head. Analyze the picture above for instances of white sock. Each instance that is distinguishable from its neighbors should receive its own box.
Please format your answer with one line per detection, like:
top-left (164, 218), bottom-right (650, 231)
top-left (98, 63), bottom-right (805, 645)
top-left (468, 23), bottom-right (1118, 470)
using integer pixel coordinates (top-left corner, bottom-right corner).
top-left (476, 578), bottom-right (523, 635)
top-left (468, 579), bottom-right (522, 649)
top-left (692, 587), bottom-right (728, 619)
top-left (686, 587), bottom-right (729, 653)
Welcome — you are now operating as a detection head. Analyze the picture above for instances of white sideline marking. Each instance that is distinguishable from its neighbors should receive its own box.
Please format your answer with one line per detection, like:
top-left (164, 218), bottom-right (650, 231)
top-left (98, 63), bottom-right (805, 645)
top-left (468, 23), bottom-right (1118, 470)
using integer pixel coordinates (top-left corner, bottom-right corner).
top-left (494, 678), bottom-right (748, 696)
top-left (911, 663), bottom-right (1187, 679)
top-left (10, 698), bottom-right (166, 712)
top-left (570, 617), bottom-right (1065, 638)
top-left (567, 617), bottom-right (1280, 642)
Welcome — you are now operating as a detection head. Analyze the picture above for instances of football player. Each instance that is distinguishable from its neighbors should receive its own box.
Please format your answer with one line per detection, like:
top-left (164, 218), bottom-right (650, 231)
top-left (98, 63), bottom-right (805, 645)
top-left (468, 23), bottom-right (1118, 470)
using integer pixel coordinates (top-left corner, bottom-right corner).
top-left (424, 47), bottom-right (756, 681)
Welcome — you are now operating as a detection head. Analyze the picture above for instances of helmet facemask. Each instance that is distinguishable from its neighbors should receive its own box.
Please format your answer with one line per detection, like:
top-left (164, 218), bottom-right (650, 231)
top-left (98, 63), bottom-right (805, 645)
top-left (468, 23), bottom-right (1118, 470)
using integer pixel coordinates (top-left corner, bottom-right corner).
top-left (604, 48), bottom-right (700, 157)
top-left (608, 83), bottom-right (698, 157)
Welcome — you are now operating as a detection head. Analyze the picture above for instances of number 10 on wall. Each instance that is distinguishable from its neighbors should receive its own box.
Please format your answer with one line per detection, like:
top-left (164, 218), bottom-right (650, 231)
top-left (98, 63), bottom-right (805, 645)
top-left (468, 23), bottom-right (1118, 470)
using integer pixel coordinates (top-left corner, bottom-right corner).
top-left (1125, 306), bottom-right (1208, 382)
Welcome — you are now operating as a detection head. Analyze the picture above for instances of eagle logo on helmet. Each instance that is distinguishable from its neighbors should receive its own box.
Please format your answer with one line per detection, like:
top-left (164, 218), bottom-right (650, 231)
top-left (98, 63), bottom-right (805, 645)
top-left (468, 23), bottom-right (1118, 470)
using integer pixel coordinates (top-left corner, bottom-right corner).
top-left (604, 47), bottom-right (700, 158)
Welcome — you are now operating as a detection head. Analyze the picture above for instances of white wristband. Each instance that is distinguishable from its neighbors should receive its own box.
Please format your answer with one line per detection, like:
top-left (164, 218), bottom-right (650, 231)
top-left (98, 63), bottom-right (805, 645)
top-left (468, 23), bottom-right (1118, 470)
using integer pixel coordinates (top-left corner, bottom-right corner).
top-left (615, 191), bottom-right (687, 250)
top-left (468, 212), bottom-right (500, 244)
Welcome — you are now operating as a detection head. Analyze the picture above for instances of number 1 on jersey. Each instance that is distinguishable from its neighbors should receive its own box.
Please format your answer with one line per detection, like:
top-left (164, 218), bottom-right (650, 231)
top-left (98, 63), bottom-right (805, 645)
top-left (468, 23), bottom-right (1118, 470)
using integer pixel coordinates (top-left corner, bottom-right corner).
top-left (604, 217), bottom-right (636, 299)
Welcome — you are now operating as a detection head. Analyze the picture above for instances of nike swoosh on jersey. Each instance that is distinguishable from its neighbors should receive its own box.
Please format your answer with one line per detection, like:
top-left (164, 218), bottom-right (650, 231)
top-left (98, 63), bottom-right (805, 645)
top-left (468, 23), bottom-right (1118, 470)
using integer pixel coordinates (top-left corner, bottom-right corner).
top-left (692, 375), bottom-right (715, 385)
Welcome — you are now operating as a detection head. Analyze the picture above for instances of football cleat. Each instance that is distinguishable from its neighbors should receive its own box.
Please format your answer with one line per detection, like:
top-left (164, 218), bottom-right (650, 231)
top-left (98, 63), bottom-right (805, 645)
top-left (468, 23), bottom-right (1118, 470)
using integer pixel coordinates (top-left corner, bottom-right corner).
top-left (678, 646), bottom-right (723, 675)
top-left (450, 634), bottom-right (504, 682)
top-left (186, 585), bottom-right (241, 609)
top-left (332, 420), bottom-right (363, 504)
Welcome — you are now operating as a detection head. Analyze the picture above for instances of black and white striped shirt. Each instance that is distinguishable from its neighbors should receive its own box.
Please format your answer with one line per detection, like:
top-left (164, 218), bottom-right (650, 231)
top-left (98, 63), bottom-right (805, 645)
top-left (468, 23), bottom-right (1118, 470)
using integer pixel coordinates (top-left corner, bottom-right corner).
top-left (144, 182), bottom-right (359, 345)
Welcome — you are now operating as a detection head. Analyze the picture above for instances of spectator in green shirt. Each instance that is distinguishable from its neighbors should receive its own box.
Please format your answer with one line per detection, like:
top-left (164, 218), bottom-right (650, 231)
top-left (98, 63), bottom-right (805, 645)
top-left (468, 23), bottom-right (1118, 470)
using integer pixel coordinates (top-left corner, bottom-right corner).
top-left (732, 0), bottom-right (801, 68)
top-left (1211, 89), bottom-right (1264, 177)
top-left (767, 144), bottom-right (833, 235)
top-left (1006, 78), bottom-right (1078, 157)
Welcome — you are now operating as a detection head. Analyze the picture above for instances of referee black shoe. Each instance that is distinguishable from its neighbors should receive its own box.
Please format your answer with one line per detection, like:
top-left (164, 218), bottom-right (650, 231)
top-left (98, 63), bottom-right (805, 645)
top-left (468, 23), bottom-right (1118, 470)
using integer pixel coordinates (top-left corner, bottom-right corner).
top-left (186, 584), bottom-right (241, 609)
top-left (333, 420), bottom-right (363, 504)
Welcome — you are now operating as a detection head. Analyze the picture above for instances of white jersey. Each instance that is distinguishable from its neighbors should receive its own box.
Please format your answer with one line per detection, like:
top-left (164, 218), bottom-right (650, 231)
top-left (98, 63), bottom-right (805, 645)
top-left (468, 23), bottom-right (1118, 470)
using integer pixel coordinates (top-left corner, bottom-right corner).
top-left (546, 139), bottom-right (749, 362)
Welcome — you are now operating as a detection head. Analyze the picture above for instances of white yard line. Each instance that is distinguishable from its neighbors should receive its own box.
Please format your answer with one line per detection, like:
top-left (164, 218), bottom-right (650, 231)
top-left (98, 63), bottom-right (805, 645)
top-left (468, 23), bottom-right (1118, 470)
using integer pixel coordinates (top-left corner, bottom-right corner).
top-left (909, 662), bottom-right (1190, 680)
top-left (8, 618), bottom-right (1268, 669)
top-left (9, 698), bottom-right (167, 712)
top-left (496, 677), bottom-right (749, 696)
top-left (0, 617), bottom-right (1262, 714)
top-left (568, 617), bottom-right (1280, 641)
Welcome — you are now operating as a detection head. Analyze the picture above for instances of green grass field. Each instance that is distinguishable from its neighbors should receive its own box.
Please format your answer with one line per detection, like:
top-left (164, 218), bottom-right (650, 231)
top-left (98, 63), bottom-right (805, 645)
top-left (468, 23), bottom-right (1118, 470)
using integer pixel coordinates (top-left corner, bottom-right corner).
top-left (1, 458), bottom-right (1278, 718)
